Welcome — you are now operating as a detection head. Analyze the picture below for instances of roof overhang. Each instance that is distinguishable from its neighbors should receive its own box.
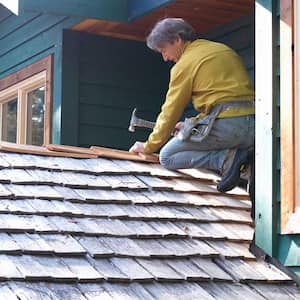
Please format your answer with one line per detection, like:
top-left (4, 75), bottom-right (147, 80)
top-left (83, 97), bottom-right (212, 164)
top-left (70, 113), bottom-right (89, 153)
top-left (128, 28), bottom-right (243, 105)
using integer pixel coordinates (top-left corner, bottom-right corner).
top-left (1, 0), bottom-right (174, 21)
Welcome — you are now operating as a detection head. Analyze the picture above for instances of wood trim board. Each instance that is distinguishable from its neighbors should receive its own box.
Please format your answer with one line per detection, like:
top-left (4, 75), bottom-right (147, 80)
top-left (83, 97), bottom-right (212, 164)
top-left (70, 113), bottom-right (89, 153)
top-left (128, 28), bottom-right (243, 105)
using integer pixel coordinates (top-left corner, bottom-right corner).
top-left (280, 0), bottom-right (296, 233)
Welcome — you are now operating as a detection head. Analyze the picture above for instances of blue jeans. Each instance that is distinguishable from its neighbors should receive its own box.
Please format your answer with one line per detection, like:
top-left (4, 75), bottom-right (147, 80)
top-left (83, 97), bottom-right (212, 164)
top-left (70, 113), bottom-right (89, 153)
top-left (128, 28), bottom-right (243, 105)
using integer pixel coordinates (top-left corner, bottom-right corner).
top-left (159, 115), bottom-right (255, 172)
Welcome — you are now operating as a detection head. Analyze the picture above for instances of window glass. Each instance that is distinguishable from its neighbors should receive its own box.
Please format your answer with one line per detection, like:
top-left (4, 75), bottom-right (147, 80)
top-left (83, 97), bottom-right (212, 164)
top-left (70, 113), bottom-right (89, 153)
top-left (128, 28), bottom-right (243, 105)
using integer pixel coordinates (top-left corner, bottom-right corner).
top-left (2, 98), bottom-right (17, 143)
top-left (26, 86), bottom-right (45, 146)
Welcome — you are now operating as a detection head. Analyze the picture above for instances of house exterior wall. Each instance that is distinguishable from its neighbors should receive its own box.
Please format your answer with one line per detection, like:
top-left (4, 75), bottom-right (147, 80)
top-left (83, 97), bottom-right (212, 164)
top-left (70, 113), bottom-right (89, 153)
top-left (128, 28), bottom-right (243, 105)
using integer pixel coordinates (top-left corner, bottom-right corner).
top-left (61, 14), bottom-right (255, 150)
top-left (276, 0), bottom-right (300, 276)
top-left (0, 5), bottom-right (82, 144)
top-left (60, 30), bottom-right (170, 149)
top-left (255, 0), bottom-right (299, 277)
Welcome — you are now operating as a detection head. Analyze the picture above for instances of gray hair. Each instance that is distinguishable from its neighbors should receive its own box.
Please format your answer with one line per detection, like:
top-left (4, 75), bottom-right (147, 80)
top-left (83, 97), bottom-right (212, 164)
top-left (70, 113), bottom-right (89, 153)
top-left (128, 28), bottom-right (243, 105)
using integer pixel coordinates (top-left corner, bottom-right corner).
top-left (146, 18), bottom-right (197, 51)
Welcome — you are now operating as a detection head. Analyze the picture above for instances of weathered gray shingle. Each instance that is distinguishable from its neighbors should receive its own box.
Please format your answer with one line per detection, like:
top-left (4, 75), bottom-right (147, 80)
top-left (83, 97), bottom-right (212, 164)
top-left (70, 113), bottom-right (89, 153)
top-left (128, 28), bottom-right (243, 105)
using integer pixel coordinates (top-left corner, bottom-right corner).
top-left (0, 150), bottom-right (297, 299)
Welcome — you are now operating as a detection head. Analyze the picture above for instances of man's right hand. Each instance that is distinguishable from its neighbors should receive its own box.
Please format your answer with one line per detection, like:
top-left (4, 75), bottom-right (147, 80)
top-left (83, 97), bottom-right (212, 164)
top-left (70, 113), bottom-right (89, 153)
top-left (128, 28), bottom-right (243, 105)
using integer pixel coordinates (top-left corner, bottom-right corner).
top-left (172, 121), bottom-right (184, 136)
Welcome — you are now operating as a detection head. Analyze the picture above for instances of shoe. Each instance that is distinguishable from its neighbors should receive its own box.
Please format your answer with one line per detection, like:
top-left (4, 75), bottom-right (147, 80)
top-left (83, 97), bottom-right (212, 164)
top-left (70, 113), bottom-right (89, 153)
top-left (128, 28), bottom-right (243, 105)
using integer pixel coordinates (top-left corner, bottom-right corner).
top-left (217, 148), bottom-right (251, 192)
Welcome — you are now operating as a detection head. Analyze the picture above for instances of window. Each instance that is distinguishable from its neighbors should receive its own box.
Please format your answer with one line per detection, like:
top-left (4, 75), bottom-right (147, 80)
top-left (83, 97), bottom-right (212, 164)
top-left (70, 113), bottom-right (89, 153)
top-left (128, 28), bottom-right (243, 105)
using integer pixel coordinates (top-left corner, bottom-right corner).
top-left (280, 0), bottom-right (300, 232)
top-left (0, 55), bottom-right (53, 146)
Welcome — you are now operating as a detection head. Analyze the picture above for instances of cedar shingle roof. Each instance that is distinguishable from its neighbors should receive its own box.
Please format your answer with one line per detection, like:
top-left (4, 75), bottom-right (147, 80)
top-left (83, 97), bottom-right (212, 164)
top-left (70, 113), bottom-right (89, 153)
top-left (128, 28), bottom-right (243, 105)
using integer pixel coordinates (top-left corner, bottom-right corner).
top-left (0, 149), bottom-right (298, 299)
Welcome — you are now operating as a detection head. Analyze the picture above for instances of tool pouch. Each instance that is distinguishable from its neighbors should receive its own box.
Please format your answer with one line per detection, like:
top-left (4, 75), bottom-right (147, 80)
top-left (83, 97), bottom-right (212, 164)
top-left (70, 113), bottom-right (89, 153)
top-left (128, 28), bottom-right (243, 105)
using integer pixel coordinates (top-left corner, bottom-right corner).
top-left (177, 100), bottom-right (254, 143)
top-left (177, 106), bottom-right (221, 143)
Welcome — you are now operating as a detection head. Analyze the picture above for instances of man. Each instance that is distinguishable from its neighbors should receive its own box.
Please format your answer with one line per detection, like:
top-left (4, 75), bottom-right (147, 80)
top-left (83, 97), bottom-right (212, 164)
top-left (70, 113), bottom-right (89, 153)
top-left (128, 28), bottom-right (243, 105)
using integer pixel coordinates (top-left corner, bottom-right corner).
top-left (129, 18), bottom-right (255, 192)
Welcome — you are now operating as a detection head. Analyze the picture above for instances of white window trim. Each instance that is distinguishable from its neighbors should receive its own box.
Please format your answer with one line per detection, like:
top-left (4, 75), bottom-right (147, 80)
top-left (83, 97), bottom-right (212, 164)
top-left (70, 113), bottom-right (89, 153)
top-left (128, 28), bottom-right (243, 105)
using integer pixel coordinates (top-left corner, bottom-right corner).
top-left (0, 71), bottom-right (46, 144)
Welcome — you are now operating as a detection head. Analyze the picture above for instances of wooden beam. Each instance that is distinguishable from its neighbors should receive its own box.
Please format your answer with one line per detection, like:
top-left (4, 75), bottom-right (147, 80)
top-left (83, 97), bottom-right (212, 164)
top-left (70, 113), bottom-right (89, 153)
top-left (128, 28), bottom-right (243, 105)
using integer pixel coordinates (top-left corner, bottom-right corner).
top-left (280, 0), bottom-right (295, 232)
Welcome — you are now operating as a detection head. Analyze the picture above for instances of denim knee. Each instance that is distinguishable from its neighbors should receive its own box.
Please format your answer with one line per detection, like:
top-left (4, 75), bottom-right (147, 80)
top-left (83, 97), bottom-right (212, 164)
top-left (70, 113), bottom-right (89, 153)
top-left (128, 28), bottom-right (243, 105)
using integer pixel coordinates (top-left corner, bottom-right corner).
top-left (159, 147), bottom-right (176, 170)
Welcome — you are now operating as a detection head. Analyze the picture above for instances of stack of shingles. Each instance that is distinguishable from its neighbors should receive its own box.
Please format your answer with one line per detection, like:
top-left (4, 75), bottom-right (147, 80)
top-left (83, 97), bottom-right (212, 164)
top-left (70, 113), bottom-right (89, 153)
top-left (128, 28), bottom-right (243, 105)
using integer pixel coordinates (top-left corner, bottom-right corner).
top-left (0, 151), bottom-right (298, 299)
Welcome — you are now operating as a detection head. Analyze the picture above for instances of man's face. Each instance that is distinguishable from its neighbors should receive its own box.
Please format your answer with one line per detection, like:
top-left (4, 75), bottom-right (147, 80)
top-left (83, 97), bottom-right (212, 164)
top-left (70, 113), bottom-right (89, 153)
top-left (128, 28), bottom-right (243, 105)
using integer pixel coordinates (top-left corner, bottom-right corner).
top-left (158, 38), bottom-right (185, 62)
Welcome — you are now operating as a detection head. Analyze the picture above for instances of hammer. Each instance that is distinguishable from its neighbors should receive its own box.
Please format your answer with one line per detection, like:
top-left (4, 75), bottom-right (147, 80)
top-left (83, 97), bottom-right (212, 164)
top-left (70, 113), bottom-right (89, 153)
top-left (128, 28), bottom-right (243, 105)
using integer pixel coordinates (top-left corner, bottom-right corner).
top-left (128, 108), bottom-right (156, 132)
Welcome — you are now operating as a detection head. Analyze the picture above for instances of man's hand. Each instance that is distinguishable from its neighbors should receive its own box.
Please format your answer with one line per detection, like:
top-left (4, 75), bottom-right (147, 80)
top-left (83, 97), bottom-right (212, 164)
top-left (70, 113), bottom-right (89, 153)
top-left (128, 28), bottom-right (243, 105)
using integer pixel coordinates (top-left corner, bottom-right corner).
top-left (172, 121), bottom-right (184, 136)
top-left (129, 141), bottom-right (145, 154)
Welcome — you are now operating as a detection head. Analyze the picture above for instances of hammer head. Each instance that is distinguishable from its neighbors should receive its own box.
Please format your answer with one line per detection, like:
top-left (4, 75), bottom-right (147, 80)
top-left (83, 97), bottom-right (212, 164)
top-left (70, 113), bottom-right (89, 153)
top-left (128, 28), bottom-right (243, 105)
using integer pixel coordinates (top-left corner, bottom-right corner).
top-left (128, 108), bottom-right (137, 132)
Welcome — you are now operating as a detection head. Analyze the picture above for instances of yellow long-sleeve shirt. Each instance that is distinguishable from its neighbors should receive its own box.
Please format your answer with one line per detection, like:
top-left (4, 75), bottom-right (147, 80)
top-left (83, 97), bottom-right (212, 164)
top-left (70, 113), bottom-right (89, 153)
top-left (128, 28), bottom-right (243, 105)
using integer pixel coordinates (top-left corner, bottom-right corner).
top-left (144, 39), bottom-right (255, 154)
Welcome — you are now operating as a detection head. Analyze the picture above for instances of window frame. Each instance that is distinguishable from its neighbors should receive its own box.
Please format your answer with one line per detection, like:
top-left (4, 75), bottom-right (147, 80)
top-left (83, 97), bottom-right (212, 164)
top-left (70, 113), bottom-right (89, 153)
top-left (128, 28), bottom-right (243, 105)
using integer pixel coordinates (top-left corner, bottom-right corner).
top-left (280, 0), bottom-right (300, 233)
top-left (0, 55), bottom-right (53, 145)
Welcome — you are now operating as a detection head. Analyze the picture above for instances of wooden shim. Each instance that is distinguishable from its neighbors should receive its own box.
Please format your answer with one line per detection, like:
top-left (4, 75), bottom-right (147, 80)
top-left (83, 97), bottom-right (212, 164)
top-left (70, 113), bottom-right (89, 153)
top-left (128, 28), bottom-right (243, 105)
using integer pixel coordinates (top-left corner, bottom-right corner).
top-left (0, 142), bottom-right (97, 158)
top-left (46, 143), bottom-right (98, 156)
top-left (90, 146), bottom-right (159, 163)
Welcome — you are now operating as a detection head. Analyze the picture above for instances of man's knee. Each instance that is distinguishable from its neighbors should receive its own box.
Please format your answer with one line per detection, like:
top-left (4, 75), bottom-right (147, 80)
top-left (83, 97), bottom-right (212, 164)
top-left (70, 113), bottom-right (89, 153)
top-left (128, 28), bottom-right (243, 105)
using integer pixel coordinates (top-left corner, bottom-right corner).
top-left (159, 154), bottom-right (174, 170)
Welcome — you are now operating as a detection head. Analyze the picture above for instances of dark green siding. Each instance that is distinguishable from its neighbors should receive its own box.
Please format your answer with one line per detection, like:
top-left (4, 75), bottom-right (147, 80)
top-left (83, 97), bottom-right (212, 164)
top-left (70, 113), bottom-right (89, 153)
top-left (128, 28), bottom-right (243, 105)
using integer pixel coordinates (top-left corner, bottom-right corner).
top-left (0, 5), bottom-right (82, 143)
top-left (61, 30), bottom-right (170, 150)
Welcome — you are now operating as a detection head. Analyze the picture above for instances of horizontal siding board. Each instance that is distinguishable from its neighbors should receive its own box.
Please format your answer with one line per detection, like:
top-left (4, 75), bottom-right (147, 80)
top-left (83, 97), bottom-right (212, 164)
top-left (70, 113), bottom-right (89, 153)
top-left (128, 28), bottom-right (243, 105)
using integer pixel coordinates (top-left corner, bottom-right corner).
top-left (0, 14), bottom-right (66, 57)
top-left (61, 31), bottom-right (169, 148)
top-left (0, 7), bottom-right (12, 24)
top-left (0, 12), bottom-right (39, 40)
top-left (79, 104), bottom-right (157, 129)
top-left (0, 16), bottom-right (82, 77)
top-left (79, 125), bottom-right (150, 149)
top-left (0, 47), bottom-right (56, 80)
top-left (23, 0), bottom-right (129, 22)
top-left (79, 83), bottom-right (164, 111)
top-left (201, 13), bottom-right (254, 41)
top-left (210, 25), bottom-right (254, 52)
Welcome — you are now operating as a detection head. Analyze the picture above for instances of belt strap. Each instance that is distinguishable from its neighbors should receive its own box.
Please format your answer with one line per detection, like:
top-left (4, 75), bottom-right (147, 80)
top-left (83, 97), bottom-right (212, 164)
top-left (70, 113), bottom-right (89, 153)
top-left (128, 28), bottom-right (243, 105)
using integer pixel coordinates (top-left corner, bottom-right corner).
top-left (211, 100), bottom-right (254, 115)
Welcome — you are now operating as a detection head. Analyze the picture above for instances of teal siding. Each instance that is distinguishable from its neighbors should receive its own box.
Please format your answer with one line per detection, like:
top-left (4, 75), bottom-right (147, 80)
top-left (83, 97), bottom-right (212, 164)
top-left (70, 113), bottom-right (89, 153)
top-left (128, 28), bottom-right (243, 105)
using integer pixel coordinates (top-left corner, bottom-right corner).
top-left (0, 5), bottom-right (82, 143)
top-left (61, 30), bottom-right (170, 149)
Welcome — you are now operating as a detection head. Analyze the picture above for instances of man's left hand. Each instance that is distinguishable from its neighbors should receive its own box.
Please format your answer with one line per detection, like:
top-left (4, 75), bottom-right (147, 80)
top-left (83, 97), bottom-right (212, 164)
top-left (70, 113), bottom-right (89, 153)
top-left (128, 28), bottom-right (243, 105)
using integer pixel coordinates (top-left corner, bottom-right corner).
top-left (129, 141), bottom-right (145, 154)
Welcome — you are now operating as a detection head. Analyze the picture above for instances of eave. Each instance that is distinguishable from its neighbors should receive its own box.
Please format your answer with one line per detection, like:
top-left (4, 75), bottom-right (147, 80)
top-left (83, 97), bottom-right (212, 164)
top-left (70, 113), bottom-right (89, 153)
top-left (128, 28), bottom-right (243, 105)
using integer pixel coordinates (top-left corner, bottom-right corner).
top-left (1, 0), bottom-right (174, 21)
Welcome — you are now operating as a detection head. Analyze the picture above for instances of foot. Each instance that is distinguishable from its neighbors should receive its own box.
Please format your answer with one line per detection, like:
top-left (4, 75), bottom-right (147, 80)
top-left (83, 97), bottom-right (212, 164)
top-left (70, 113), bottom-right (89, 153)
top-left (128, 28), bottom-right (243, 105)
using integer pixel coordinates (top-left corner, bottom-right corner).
top-left (217, 148), bottom-right (252, 192)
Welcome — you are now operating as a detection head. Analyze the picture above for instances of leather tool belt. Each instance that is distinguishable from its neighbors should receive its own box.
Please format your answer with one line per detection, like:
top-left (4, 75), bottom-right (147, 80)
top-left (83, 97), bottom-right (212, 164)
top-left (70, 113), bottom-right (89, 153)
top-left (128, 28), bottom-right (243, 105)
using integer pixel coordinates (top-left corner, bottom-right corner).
top-left (177, 100), bottom-right (254, 143)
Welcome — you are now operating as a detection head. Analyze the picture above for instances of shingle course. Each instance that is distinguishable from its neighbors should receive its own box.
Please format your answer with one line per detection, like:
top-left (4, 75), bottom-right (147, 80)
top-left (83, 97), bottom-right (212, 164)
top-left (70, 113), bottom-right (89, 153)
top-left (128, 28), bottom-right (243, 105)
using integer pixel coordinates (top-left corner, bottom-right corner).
top-left (0, 151), bottom-right (297, 299)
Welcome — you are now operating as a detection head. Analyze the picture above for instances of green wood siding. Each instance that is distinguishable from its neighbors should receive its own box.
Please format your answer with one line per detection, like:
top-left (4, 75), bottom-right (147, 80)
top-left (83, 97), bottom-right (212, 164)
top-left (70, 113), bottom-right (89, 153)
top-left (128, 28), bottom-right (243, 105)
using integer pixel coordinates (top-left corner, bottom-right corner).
top-left (0, 5), bottom-right (82, 144)
top-left (14, 0), bottom-right (172, 22)
top-left (61, 30), bottom-right (170, 149)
